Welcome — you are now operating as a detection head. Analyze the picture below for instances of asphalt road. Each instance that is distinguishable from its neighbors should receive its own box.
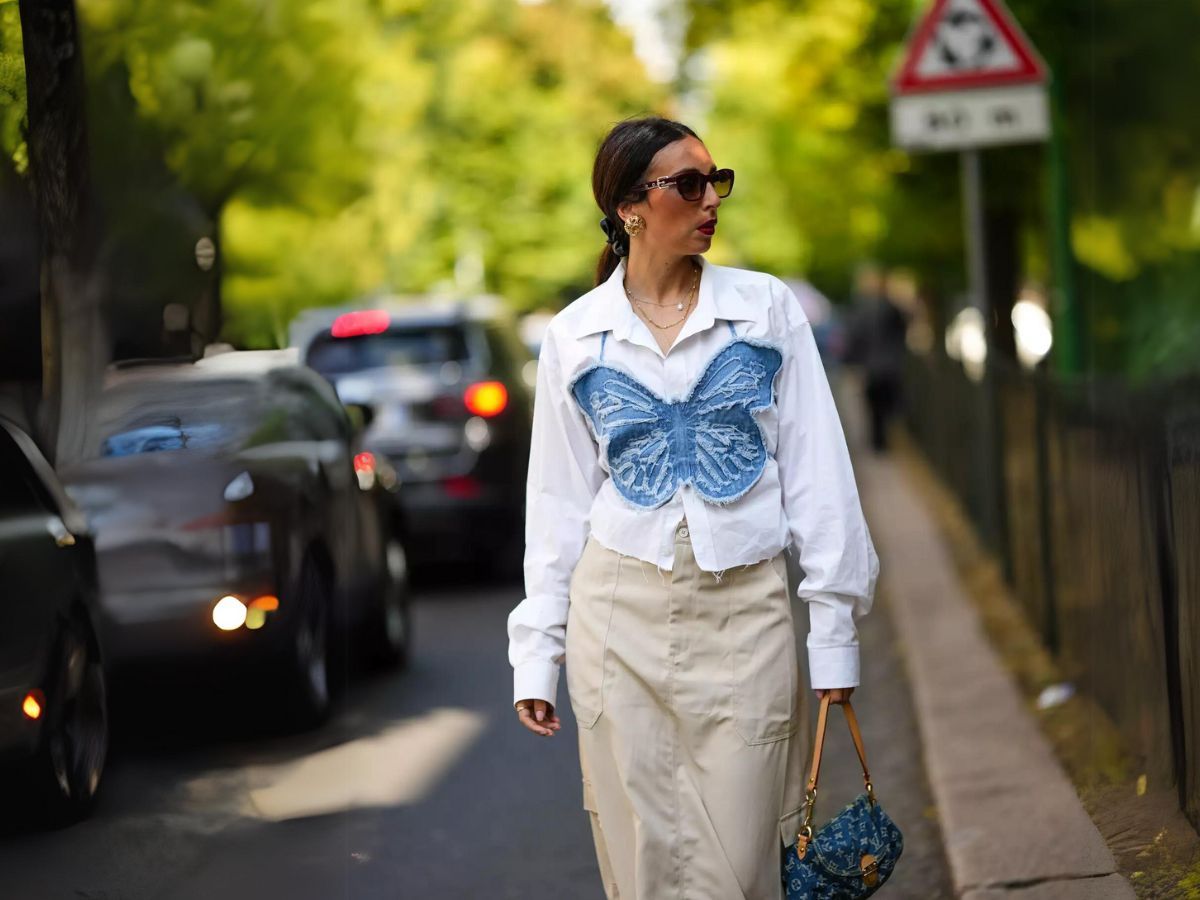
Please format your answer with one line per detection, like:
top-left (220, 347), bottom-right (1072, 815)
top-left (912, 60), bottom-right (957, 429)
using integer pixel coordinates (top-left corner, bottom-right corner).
top-left (0, 567), bottom-right (607, 900)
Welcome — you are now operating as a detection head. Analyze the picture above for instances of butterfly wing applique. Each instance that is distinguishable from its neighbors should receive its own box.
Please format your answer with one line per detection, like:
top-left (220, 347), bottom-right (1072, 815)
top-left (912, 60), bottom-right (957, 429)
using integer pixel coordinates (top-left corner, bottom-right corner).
top-left (569, 339), bottom-right (782, 509)
top-left (570, 366), bottom-right (680, 509)
top-left (682, 339), bottom-right (782, 504)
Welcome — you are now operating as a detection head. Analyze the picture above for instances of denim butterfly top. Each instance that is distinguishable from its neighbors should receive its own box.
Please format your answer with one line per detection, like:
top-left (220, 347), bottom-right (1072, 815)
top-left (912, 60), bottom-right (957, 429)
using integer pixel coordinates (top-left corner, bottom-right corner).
top-left (569, 321), bottom-right (783, 509)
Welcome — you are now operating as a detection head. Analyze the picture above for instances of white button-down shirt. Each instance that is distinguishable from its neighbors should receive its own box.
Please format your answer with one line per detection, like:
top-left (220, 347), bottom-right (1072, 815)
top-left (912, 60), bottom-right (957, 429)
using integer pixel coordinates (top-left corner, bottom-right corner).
top-left (507, 254), bottom-right (879, 710)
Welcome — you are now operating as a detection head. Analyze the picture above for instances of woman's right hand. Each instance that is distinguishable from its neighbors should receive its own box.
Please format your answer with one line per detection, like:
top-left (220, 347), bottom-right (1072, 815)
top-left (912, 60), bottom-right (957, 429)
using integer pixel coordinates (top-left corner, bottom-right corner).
top-left (515, 698), bottom-right (562, 737)
top-left (814, 687), bottom-right (855, 704)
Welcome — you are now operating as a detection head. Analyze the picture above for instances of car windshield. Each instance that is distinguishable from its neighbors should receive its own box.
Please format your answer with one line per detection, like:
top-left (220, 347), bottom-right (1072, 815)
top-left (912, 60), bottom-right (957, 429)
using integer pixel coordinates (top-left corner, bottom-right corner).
top-left (87, 377), bottom-right (269, 459)
top-left (306, 326), bottom-right (469, 376)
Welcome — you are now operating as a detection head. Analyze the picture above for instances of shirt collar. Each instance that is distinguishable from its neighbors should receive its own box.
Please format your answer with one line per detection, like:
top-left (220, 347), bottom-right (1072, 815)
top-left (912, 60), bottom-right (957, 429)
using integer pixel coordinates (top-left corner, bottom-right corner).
top-left (568, 255), bottom-right (756, 351)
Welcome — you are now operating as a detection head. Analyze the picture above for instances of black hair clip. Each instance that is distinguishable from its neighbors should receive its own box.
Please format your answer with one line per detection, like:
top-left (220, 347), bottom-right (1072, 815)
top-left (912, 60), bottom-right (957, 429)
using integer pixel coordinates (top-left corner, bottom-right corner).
top-left (599, 217), bottom-right (629, 257)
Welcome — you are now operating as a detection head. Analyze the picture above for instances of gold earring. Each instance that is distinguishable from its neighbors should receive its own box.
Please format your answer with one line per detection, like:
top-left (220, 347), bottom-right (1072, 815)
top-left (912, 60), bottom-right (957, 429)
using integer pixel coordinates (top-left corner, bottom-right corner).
top-left (624, 214), bottom-right (645, 237)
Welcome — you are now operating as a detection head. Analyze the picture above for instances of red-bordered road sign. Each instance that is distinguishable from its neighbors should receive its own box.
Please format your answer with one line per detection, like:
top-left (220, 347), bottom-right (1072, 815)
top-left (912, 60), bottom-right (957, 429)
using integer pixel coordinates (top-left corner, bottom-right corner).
top-left (892, 0), bottom-right (1047, 95)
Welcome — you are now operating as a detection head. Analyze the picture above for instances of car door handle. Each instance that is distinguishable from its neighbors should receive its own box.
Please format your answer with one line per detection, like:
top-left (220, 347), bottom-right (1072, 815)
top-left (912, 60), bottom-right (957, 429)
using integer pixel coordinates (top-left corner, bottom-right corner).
top-left (47, 517), bottom-right (76, 548)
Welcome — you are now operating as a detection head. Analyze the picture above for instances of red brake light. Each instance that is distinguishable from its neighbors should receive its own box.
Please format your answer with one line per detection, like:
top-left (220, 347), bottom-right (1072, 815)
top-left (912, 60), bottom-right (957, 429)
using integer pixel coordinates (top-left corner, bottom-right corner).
top-left (331, 310), bottom-right (390, 338)
top-left (464, 381), bottom-right (508, 417)
top-left (441, 475), bottom-right (482, 499)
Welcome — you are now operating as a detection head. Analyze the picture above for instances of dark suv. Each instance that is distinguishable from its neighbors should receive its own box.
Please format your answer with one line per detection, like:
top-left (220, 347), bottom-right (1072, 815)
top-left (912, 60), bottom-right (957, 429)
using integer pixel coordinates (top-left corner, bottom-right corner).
top-left (293, 299), bottom-right (534, 575)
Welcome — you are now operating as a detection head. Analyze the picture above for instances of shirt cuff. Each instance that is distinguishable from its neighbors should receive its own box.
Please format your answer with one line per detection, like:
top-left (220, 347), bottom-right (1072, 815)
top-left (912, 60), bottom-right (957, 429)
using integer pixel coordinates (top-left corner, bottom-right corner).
top-left (806, 644), bottom-right (860, 690)
top-left (513, 658), bottom-right (560, 710)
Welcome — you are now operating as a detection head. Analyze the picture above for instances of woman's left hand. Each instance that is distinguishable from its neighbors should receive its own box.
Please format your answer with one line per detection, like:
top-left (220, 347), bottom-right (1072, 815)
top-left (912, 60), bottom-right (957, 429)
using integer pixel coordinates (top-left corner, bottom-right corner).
top-left (814, 687), bottom-right (855, 704)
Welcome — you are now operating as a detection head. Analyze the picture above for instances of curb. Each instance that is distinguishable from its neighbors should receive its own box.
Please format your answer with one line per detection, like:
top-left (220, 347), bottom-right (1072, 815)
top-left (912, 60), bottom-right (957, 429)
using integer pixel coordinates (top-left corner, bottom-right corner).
top-left (858, 453), bottom-right (1136, 899)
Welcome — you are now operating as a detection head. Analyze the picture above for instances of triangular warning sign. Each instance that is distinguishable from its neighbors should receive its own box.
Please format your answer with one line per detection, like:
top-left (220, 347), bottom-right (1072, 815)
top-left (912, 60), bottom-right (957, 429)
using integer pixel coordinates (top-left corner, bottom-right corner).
top-left (892, 0), bottom-right (1047, 95)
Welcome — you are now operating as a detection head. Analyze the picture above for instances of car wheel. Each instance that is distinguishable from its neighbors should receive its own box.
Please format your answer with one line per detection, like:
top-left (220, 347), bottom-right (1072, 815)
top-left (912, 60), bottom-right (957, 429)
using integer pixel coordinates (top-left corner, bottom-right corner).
top-left (281, 554), bottom-right (332, 729)
top-left (29, 610), bottom-right (109, 826)
top-left (368, 536), bottom-right (412, 670)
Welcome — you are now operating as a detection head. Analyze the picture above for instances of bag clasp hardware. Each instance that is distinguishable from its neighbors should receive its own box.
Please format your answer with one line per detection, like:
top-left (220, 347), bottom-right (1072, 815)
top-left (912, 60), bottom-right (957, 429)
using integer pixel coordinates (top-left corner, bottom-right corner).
top-left (860, 852), bottom-right (880, 887)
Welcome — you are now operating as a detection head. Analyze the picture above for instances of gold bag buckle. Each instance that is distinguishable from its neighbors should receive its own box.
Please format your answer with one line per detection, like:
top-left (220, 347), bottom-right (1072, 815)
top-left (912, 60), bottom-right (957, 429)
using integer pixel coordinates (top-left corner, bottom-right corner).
top-left (860, 852), bottom-right (879, 887)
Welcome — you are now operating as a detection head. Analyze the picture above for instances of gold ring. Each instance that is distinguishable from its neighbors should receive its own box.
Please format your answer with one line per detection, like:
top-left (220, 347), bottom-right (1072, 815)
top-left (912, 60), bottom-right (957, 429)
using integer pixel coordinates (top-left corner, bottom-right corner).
top-left (515, 703), bottom-right (531, 713)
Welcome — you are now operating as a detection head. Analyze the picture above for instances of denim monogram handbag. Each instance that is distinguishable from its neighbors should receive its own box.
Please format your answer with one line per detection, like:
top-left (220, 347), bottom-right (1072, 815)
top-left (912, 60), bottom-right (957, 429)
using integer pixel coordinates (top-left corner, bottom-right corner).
top-left (781, 694), bottom-right (903, 898)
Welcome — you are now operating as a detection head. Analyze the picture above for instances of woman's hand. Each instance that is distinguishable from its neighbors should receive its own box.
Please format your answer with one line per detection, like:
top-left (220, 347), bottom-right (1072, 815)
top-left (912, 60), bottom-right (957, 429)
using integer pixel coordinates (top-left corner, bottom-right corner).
top-left (515, 698), bottom-right (562, 736)
top-left (814, 687), bottom-right (855, 704)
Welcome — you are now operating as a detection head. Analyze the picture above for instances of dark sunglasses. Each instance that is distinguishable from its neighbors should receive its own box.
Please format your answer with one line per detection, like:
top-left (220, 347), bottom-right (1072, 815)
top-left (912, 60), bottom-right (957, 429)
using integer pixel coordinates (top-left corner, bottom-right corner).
top-left (631, 168), bottom-right (735, 202)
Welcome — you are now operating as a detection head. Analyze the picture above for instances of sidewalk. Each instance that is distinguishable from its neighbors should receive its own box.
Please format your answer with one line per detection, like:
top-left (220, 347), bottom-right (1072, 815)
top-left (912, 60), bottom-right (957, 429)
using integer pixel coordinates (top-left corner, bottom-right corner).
top-left (845, 411), bottom-right (1136, 897)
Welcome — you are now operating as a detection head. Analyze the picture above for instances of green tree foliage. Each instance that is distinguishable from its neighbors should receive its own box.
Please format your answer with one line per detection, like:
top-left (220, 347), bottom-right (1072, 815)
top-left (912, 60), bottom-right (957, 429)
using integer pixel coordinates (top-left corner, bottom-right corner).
top-left (1006, 0), bottom-right (1200, 378)
top-left (223, 0), bottom-right (664, 347)
top-left (0, 0), bottom-right (27, 174)
top-left (76, 0), bottom-right (664, 347)
top-left (77, 0), bottom-right (376, 348)
top-left (63, 0), bottom-right (1198, 373)
top-left (80, 0), bottom-right (369, 216)
top-left (685, 0), bottom-right (1200, 378)
top-left (683, 0), bottom-right (925, 300)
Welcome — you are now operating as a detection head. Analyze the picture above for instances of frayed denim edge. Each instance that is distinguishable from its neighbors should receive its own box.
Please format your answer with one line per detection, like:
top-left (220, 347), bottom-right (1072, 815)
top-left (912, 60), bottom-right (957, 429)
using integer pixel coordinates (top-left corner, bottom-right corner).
top-left (566, 336), bottom-right (787, 512)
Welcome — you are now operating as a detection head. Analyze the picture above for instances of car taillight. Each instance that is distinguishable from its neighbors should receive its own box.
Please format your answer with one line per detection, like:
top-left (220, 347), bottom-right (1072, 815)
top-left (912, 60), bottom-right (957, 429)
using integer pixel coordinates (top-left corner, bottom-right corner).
top-left (354, 451), bottom-right (377, 490)
top-left (441, 475), bottom-right (482, 499)
top-left (464, 381), bottom-right (508, 417)
top-left (331, 310), bottom-right (390, 338)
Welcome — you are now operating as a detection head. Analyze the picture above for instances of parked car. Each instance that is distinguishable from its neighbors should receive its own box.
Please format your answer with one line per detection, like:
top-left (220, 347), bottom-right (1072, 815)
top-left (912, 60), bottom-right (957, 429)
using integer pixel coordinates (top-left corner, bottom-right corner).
top-left (291, 298), bottom-right (535, 575)
top-left (0, 416), bottom-right (109, 825)
top-left (59, 349), bottom-right (412, 729)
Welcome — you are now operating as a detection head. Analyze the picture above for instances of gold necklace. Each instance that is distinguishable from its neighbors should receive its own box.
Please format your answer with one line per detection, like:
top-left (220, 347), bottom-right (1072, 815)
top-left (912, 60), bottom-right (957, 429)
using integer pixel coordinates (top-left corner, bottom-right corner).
top-left (624, 261), bottom-right (700, 313)
top-left (630, 272), bottom-right (699, 330)
top-left (633, 290), bottom-right (700, 328)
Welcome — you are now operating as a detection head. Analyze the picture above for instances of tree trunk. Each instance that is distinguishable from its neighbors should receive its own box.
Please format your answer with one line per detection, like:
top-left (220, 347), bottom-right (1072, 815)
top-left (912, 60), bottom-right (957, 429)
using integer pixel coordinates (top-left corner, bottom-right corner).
top-left (19, 0), bottom-right (108, 465)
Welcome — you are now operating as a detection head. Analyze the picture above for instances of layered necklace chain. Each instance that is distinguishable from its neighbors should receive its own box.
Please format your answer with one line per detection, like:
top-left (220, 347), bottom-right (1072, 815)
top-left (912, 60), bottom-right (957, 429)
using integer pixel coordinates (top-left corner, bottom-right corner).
top-left (623, 261), bottom-right (701, 330)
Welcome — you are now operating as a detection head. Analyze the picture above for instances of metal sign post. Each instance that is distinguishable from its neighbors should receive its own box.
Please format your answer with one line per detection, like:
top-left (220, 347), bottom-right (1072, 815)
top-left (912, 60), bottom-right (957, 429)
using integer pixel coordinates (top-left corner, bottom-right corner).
top-left (888, 0), bottom-right (1074, 372)
top-left (889, 0), bottom-right (1056, 572)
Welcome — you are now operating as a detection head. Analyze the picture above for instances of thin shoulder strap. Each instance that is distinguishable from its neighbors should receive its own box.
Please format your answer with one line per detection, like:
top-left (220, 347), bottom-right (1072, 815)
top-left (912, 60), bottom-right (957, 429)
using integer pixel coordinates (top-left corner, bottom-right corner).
top-left (599, 330), bottom-right (609, 360)
top-left (726, 320), bottom-right (738, 337)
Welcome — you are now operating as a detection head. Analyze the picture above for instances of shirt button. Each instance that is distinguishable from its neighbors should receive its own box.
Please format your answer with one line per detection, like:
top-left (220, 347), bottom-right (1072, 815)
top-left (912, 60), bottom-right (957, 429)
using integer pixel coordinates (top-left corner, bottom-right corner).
top-left (678, 526), bottom-right (689, 539)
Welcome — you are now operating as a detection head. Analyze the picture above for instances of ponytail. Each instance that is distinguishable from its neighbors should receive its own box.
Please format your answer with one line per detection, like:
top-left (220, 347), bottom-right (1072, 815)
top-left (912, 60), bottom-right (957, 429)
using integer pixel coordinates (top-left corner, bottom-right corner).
top-left (595, 244), bottom-right (621, 287)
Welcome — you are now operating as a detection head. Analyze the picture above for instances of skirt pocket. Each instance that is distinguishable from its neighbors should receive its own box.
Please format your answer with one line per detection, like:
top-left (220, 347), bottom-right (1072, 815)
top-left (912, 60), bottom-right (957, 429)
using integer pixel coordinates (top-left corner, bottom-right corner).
top-left (565, 536), bottom-right (620, 729)
top-left (729, 552), bottom-right (799, 746)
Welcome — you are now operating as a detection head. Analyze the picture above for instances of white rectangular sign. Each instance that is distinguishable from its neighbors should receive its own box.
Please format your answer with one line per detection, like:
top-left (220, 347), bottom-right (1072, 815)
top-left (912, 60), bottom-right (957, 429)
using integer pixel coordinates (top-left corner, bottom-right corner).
top-left (890, 83), bottom-right (1049, 151)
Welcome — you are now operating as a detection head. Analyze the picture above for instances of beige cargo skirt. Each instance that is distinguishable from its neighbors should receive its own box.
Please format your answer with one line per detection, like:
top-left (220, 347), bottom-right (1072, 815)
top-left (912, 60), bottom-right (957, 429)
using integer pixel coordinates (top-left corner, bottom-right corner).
top-left (566, 519), bottom-right (810, 900)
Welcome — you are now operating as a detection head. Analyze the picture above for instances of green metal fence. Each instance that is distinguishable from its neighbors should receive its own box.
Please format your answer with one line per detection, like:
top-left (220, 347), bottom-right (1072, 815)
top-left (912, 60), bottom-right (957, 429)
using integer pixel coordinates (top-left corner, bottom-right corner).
top-left (904, 349), bottom-right (1200, 831)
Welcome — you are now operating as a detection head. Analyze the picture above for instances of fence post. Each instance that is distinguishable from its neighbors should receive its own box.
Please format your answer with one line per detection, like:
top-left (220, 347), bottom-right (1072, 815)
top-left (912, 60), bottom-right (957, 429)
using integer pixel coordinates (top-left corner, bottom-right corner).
top-left (1033, 360), bottom-right (1059, 654)
top-left (1154, 398), bottom-right (1187, 816)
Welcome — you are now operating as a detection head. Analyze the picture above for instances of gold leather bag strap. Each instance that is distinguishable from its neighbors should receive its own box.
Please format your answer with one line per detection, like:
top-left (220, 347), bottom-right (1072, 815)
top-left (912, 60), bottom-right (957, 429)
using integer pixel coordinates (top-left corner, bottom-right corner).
top-left (795, 693), bottom-right (876, 855)
top-left (806, 693), bottom-right (871, 794)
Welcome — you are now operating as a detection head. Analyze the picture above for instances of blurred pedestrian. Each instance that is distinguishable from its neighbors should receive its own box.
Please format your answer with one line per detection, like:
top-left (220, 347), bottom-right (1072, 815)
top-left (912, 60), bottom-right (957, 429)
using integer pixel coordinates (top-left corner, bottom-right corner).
top-left (843, 263), bottom-right (910, 453)
top-left (507, 116), bottom-right (879, 899)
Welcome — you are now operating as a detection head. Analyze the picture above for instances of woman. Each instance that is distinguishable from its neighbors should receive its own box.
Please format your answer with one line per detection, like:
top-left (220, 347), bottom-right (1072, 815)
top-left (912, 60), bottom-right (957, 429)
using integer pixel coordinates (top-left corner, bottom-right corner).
top-left (506, 116), bottom-right (879, 900)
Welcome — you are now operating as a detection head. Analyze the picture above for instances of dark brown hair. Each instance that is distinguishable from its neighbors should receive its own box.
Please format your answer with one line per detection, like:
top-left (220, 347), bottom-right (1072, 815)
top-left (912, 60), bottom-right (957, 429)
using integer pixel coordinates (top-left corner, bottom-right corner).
top-left (592, 116), bottom-right (700, 286)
